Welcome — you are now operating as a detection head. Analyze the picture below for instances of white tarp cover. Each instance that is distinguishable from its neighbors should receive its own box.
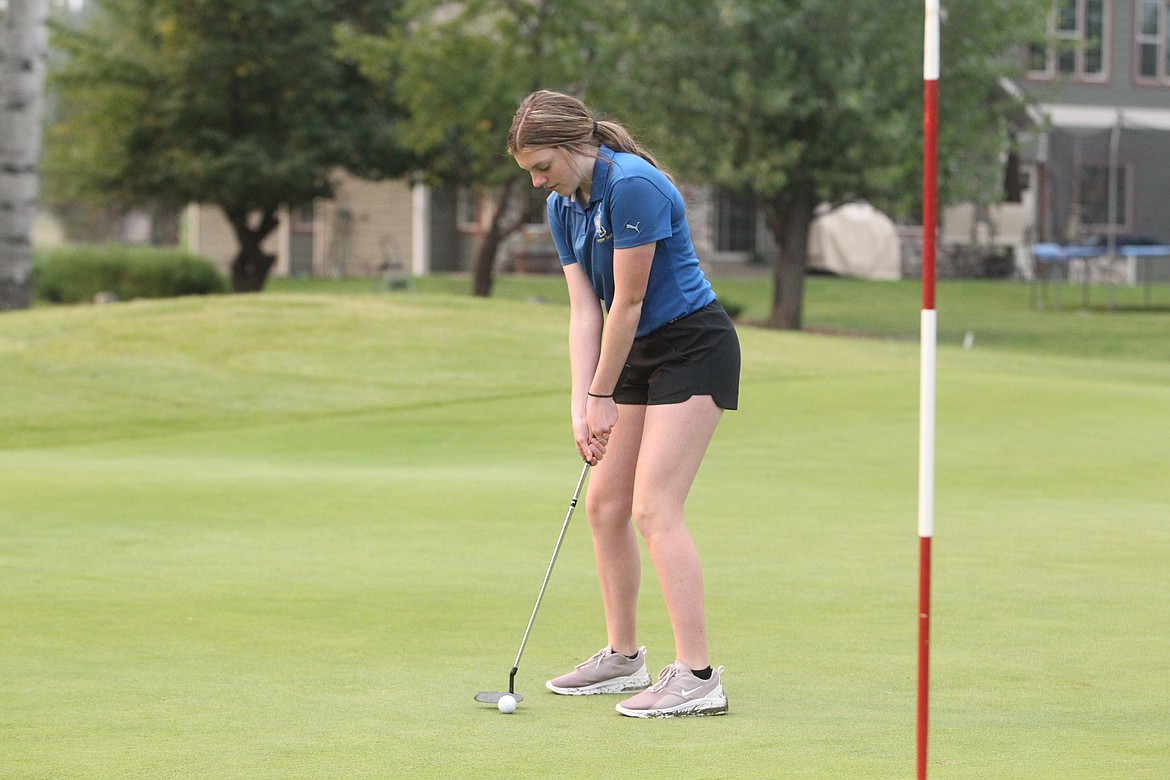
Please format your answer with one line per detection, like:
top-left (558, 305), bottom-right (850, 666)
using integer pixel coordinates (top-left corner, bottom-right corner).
top-left (807, 202), bottom-right (902, 281)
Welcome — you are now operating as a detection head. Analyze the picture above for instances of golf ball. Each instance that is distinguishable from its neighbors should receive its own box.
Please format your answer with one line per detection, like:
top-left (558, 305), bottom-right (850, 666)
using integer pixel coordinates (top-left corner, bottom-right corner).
top-left (498, 695), bottom-right (517, 714)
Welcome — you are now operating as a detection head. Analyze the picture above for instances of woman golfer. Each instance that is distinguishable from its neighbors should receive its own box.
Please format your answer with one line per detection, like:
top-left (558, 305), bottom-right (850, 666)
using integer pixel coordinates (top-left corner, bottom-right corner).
top-left (508, 90), bottom-right (739, 718)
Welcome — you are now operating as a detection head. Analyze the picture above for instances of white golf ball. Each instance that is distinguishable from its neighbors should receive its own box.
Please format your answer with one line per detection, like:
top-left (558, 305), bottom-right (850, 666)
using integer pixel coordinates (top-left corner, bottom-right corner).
top-left (497, 695), bottom-right (517, 714)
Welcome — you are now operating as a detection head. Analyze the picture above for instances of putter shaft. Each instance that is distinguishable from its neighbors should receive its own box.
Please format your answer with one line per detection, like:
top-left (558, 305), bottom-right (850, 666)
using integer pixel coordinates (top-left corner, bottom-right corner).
top-left (511, 462), bottom-right (590, 674)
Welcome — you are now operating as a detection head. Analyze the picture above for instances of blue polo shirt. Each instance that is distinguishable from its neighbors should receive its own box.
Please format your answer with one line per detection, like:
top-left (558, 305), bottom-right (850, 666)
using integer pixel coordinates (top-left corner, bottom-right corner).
top-left (546, 145), bottom-right (715, 337)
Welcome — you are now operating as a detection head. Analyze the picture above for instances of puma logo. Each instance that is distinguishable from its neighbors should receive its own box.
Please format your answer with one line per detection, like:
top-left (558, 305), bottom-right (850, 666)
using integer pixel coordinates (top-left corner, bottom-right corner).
top-left (625, 221), bottom-right (641, 233)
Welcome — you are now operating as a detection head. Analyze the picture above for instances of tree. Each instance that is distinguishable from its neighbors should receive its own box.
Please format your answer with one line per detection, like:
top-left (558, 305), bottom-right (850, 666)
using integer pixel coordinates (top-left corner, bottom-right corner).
top-left (0, 0), bottom-right (50, 311)
top-left (46, 0), bottom-right (412, 292)
top-left (342, 0), bottom-right (618, 297)
top-left (624, 0), bottom-right (1048, 329)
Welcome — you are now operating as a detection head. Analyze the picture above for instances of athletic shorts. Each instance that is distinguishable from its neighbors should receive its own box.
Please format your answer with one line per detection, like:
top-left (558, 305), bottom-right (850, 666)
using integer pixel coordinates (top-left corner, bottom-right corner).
top-left (613, 300), bottom-right (740, 410)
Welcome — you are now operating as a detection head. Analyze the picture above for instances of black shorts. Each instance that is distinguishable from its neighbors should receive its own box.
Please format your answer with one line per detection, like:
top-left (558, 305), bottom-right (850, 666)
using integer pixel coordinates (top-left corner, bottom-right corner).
top-left (613, 300), bottom-right (741, 410)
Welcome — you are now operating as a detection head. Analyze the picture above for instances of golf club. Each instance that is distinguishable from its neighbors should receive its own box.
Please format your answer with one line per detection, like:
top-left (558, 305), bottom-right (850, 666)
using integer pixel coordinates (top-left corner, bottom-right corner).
top-left (475, 461), bottom-right (591, 706)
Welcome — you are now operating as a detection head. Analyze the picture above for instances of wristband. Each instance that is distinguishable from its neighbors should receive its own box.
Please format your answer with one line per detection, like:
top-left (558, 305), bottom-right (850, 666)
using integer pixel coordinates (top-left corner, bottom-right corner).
top-left (587, 391), bottom-right (613, 398)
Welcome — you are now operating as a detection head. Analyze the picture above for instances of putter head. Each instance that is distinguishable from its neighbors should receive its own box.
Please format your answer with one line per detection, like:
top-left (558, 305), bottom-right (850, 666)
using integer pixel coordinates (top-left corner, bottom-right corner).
top-left (475, 691), bottom-right (525, 704)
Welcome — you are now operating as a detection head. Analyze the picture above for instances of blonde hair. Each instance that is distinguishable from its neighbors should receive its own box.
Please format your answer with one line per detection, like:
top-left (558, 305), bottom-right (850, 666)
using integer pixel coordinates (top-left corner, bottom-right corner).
top-left (507, 90), bottom-right (670, 178)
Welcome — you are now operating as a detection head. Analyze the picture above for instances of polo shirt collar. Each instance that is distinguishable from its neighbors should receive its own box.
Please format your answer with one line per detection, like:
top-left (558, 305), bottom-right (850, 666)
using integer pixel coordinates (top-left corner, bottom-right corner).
top-left (576, 145), bottom-right (614, 208)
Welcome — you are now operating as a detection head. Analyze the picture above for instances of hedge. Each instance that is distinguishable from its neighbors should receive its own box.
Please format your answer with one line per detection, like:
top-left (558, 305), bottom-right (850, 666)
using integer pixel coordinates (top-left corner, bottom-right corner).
top-left (35, 245), bottom-right (227, 304)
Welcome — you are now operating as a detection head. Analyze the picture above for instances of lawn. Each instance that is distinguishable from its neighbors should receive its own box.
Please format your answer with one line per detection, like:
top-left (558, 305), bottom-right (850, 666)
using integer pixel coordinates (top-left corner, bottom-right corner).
top-left (1, 277), bottom-right (1167, 778)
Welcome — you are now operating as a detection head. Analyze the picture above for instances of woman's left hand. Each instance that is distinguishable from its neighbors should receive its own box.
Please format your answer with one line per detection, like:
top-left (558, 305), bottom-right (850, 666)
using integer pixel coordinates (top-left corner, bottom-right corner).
top-left (574, 415), bottom-right (606, 465)
top-left (585, 396), bottom-right (618, 463)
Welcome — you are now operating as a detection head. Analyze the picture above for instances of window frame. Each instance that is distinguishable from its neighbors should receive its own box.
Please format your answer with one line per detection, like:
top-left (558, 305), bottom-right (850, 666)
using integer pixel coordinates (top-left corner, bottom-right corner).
top-left (1027, 0), bottom-right (1112, 83)
top-left (714, 190), bottom-right (758, 253)
top-left (1077, 159), bottom-right (1135, 234)
top-left (1134, 0), bottom-right (1170, 83)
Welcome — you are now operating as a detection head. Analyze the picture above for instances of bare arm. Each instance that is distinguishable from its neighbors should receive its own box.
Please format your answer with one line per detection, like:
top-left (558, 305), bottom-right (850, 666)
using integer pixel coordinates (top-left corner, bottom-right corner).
top-left (591, 242), bottom-right (653, 395)
top-left (563, 262), bottom-right (606, 463)
top-left (583, 242), bottom-right (654, 456)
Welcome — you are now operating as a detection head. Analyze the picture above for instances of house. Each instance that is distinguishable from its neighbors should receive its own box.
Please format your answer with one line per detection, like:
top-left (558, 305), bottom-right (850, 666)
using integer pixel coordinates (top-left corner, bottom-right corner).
top-left (185, 172), bottom-right (442, 281)
top-left (1007, 0), bottom-right (1170, 280)
top-left (184, 172), bottom-right (776, 283)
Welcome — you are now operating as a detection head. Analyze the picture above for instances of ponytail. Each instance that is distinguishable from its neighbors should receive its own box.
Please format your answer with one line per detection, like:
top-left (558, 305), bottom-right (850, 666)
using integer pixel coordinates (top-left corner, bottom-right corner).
top-left (593, 119), bottom-right (671, 178)
top-left (509, 90), bottom-right (672, 181)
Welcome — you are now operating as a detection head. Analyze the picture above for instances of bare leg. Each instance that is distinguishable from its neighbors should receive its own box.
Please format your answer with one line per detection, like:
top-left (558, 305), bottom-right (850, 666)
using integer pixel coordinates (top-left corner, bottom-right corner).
top-left (631, 396), bottom-right (723, 670)
top-left (583, 404), bottom-right (646, 657)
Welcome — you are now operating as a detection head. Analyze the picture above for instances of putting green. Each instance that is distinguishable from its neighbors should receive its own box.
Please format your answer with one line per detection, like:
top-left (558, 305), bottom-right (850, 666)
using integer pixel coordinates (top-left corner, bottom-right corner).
top-left (1, 290), bottom-right (1166, 778)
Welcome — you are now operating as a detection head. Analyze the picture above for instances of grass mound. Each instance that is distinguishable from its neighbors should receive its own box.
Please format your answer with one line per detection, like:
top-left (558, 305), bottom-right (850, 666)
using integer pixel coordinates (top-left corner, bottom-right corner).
top-left (1, 282), bottom-right (1167, 778)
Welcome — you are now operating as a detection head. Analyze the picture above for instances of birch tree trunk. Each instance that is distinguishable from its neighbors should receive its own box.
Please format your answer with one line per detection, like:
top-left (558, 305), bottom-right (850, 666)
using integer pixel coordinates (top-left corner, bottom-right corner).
top-left (0, 0), bottom-right (50, 311)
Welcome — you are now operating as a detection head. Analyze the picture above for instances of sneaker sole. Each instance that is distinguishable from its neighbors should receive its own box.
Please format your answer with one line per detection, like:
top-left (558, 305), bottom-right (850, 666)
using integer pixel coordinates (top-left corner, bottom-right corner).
top-left (615, 695), bottom-right (729, 718)
top-left (545, 673), bottom-right (652, 696)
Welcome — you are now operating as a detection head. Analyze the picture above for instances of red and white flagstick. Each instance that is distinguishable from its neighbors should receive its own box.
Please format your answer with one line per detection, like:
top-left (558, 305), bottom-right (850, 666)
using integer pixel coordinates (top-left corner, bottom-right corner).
top-left (918, 2), bottom-right (940, 779)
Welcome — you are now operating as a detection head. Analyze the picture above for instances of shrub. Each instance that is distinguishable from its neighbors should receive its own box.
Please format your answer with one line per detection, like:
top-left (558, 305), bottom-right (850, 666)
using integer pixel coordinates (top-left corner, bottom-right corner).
top-left (35, 245), bottom-right (227, 304)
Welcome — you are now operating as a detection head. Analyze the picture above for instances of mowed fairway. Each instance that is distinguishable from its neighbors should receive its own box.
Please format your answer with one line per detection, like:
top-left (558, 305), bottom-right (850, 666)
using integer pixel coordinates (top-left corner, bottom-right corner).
top-left (1, 286), bottom-right (1167, 779)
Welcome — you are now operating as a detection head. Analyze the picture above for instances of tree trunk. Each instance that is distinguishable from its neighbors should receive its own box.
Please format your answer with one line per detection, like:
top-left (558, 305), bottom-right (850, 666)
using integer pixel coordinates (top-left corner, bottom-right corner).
top-left (0, 0), bottom-right (49, 311)
top-left (224, 207), bottom-right (279, 292)
top-left (765, 184), bottom-right (817, 330)
top-left (472, 178), bottom-right (530, 298)
top-left (1003, 130), bottom-right (1022, 203)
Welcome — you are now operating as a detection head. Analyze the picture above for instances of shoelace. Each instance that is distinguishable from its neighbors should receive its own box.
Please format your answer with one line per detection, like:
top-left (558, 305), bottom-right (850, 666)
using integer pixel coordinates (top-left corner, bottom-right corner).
top-left (648, 663), bottom-right (683, 692)
top-left (576, 647), bottom-right (611, 671)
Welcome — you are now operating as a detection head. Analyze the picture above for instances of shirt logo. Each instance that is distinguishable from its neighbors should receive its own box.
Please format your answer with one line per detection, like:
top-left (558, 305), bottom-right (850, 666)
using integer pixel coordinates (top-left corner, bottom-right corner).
top-left (625, 221), bottom-right (642, 234)
top-left (594, 209), bottom-right (611, 243)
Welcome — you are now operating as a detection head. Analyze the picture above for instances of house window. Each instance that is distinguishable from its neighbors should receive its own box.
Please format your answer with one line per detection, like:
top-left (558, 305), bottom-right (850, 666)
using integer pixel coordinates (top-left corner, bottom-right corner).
top-left (523, 187), bottom-right (548, 227)
top-left (290, 204), bottom-right (315, 234)
top-left (1028, 0), bottom-right (1109, 81)
top-left (715, 191), bottom-right (757, 252)
top-left (1079, 163), bottom-right (1131, 231)
top-left (1135, 0), bottom-right (1170, 81)
top-left (456, 187), bottom-right (478, 230)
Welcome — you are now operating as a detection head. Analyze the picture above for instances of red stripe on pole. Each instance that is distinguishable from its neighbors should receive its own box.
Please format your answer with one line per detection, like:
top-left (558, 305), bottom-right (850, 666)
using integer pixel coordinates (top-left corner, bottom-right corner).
top-left (922, 78), bottom-right (938, 312)
top-left (917, 535), bottom-right (932, 779)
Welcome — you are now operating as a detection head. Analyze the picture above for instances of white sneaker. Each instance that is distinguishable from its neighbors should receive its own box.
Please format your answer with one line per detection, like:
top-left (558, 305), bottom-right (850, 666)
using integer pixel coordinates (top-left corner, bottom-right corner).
top-left (545, 646), bottom-right (651, 695)
top-left (615, 662), bottom-right (728, 717)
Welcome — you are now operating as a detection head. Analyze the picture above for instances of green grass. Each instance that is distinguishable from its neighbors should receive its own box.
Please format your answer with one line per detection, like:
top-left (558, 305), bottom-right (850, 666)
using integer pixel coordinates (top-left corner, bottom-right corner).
top-left (271, 272), bottom-right (1170, 362)
top-left (2, 278), bottom-right (1168, 778)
